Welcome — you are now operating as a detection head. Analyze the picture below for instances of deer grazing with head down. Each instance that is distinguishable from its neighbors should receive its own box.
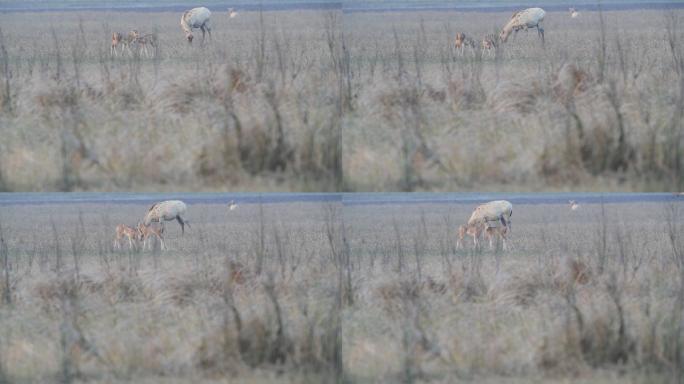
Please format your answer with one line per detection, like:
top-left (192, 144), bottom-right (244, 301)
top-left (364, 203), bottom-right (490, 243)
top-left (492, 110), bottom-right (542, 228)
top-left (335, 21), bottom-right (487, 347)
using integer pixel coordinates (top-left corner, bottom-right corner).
top-left (457, 200), bottom-right (513, 250)
top-left (181, 7), bottom-right (212, 44)
top-left (499, 8), bottom-right (546, 44)
top-left (143, 200), bottom-right (190, 235)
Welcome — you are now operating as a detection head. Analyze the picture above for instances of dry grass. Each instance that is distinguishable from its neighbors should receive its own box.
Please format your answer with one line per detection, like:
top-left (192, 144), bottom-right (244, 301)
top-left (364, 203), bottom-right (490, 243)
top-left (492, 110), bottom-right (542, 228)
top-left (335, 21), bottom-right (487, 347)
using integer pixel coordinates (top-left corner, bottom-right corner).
top-left (343, 10), bottom-right (684, 192)
top-left (0, 10), bottom-right (343, 192)
top-left (0, 9), bottom-right (682, 192)
top-left (0, 199), bottom-right (683, 382)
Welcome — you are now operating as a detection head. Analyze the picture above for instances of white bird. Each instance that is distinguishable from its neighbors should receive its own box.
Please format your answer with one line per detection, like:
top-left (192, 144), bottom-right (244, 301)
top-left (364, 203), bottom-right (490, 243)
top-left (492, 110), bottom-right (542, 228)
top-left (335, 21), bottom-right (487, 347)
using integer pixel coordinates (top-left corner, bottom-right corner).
top-left (181, 7), bottom-right (212, 44)
top-left (499, 7), bottom-right (546, 44)
top-left (143, 200), bottom-right (191, 235)
top-left (228, 8), bottom-right (238, 18)
top-left (228, 200), bottom-right (238, 210)
top-left (569, 200), bottom-right (580, 211)
top-left (467, 200), bottom-right (513, 232)
top-left (569, 8), bottom-right (579, 18)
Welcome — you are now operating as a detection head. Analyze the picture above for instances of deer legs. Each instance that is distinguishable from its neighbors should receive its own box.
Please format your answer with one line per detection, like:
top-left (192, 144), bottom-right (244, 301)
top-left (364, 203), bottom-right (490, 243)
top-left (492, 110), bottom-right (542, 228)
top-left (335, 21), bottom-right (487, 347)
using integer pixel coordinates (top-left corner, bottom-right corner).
top-left (199, 25), bottom-right (211, 45)
top-left (176, 215), bottom-right (190, 235)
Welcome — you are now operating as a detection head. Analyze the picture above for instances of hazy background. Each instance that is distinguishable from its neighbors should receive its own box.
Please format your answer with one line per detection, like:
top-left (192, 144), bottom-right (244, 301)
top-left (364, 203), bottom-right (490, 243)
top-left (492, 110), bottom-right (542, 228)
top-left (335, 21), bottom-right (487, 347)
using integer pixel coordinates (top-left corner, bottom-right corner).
top-left (0, 1), bottom-right (682, 192)
top-left (2, 0), bottom-right (683, 12)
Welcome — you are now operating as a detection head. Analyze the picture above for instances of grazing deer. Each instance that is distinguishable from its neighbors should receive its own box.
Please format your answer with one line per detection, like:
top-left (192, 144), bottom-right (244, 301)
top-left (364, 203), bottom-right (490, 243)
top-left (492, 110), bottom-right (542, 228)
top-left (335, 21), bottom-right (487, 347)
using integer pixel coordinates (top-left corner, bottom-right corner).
top-left (137, 223), bottom-right (166, 251)
top-left (499, 8), bottom-right (546, 44)
top-left (132, 33), bottom-right (158, 58)
top-left (144, 200), bottom-right (190, 235)
top-left (110, 30), bottom-right (140, 57)
top-left (454, 32), bottom-right (476, 55)
top-left (481, 34), bottom-right (498, 56)
top-left (181, 7), bottom-right (212, 44)
top-left (484, 225), bottom-right (509, 250)
top-left (456, 223), bottom-right (484, 249)
top-left (114, 224), bottom-right (139, 250)
top-left (467, 200), bottom-right (513, 233)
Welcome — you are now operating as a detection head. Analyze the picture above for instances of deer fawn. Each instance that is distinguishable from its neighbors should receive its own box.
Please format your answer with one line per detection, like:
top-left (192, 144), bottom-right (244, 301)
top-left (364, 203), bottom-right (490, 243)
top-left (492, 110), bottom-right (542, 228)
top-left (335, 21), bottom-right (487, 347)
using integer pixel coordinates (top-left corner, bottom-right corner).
top-left (111, 30), bottom-right (156, 58)
top-left (114, 224), bottom-right (139, 250)
top-left (137, 222), bottom-right (166, 251)
top-left (111, 32), bottom-right (125, 57)
top-left (111, 31), bottom-right (138, 57)
top-left (456, 223), bottom-right (484, 249)
top-left (454, 32), bottom-right (476, 55)
top-left (481, 34), bottom-right (498, 56)
top-left (132, 32), bottom-right (158, 58)
top-left (484, 225), bottom-right (509, 250)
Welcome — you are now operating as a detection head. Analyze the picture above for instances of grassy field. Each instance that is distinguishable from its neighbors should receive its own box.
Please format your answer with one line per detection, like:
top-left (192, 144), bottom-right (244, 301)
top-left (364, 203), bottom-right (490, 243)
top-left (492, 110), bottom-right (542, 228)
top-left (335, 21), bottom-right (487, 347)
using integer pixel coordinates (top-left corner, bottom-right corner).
top-left (0, 9), bottom-right (682, 192)
top-left (0, 199), bottom-right (683, 382)
top-left (0, 10), bottom-right (344, 192)
top-left (343, 9), bottom-right (684, 192)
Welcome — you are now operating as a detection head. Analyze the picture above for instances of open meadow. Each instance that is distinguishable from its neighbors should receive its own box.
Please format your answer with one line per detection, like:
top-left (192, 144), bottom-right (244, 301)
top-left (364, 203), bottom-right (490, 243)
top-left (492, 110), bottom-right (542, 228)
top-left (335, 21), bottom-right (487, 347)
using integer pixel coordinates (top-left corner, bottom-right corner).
top-left (0, 8), bottom-right (682, 192)
top-left (0, 196), bottom-right (683, 382)
top-left (1, 4), bottom-right (684, 382)
top-left (0, 10), bottom-right (344, 192)
top-left (342, 9), bottom-right (684, 191)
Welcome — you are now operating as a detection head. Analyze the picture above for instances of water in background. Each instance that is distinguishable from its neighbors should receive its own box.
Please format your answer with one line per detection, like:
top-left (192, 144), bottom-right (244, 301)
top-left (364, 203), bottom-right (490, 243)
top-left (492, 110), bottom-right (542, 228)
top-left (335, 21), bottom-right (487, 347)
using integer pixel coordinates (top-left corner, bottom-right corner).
top-left (343, 0), bottom-right (684, 12)
top-left (0, 193), bottom-right (680, 206)
top-left (1, 0), bottom-right (682, 12)
top-left (0, 0), bottom-right (341, 12)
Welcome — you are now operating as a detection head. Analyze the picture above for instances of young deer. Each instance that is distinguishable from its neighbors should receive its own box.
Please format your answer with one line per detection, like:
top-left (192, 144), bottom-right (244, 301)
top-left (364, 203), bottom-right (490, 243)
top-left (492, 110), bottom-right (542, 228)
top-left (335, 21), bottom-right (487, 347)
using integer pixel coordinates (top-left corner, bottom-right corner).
top-left (481, 34), bottom-right (498, 57)
top-left (454, 32), bottom-right (476, 55)
top-left (110, 30), bottom-right (138, 57)
top-left (137, 222), bottom-right (166, 251)
top-left (110, 32), bottom-right (133, 57)
top-left (114, 224), bottom-right (139, 250)
top-left (132, 33), bottom-right (158, 58)
top-left (456, 223), bottom-right (484, 249)
top-left (484, 225), bottom-right (509, 250)
top-left (111, 32), bottom-right (123, 56)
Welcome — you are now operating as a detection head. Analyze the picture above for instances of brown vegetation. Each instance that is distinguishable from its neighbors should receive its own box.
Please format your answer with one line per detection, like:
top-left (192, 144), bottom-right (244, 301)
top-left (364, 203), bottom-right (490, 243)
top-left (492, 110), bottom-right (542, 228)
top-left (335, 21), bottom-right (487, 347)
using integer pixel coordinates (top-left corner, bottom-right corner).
top-left (1, 200), bottom-right (682, 382)
top-left (343, 10), bottom-right (684, 191)
top-left (0, 10), bottom-right (682, 191)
